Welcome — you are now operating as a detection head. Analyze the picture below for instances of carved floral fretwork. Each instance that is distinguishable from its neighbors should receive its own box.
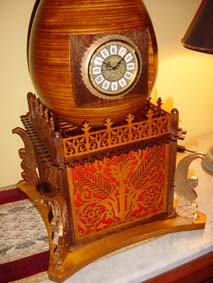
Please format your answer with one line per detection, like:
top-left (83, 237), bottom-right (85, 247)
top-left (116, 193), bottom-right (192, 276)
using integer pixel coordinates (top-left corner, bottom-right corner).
top-left (70, 144), bottom-right (168, 240)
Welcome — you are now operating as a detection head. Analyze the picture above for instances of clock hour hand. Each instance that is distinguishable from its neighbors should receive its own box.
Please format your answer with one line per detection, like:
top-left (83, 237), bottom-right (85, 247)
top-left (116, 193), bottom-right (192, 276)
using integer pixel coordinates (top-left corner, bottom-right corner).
top-left (103, 61), bottom-right (112, 69)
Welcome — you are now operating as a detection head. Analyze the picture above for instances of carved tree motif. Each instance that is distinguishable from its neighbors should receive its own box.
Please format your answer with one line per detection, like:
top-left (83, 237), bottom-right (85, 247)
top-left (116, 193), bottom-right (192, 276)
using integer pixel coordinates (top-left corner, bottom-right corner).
top-left (71, 144), bottom-right (167, 239)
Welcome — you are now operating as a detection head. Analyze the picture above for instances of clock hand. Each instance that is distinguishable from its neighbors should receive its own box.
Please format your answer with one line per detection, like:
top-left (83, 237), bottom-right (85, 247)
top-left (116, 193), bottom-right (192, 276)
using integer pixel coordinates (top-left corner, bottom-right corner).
top-left (103, 61), bottom-right (112, 69)
top-left (112, 57), bottom-right (124, 70)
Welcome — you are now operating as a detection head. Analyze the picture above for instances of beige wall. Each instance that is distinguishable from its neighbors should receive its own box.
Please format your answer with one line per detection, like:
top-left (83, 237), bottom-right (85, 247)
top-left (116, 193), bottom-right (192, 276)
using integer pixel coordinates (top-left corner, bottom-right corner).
top-left (0, 0), bottom-right (212, 187)
top-left (144, 0), bottom-right (213, 136)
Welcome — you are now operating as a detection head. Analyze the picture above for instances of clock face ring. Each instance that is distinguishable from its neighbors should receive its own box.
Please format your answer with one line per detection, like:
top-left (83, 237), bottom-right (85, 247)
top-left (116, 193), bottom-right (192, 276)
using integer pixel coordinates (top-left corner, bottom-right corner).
top-left (82, 36), bottom-right (142, 99)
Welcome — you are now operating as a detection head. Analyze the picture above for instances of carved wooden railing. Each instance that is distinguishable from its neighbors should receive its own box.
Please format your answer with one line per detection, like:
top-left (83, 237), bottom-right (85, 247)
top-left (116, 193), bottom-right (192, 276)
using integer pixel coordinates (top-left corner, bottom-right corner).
top-left (22, 93), bottom-right (183, 164)
top-left (63, 112), bottom-right (171, 158)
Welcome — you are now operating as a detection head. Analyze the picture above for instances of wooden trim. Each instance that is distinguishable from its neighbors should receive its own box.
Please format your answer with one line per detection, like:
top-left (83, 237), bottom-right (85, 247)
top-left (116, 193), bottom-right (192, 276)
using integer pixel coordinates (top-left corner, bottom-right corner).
top-left (144, 252), bottom-right (213, 283)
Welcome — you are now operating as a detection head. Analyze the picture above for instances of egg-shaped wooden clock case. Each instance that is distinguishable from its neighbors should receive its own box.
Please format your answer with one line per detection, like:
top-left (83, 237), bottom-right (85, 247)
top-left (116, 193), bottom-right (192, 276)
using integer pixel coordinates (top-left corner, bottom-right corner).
top-left (28, 0), bottom-right (158, 126)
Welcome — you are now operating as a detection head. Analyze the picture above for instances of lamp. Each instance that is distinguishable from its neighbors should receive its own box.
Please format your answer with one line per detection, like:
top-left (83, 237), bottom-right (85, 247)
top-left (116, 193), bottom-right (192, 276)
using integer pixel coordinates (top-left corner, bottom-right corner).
top-left (182, 0), bottom-right (213, 54)
top-left (182, 0), bottom-right (213, 175)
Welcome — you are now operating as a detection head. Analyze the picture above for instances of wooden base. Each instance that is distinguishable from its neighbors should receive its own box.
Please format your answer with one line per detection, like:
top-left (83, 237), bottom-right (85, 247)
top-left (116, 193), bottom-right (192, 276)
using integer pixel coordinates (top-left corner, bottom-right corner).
top-left (17, 180), bottom-right (206, 283)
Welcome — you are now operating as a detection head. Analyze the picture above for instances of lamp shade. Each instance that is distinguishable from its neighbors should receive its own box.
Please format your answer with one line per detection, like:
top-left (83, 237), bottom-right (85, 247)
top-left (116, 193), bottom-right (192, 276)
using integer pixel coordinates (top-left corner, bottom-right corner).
top-left (182, 0), bottom-right (213, 54)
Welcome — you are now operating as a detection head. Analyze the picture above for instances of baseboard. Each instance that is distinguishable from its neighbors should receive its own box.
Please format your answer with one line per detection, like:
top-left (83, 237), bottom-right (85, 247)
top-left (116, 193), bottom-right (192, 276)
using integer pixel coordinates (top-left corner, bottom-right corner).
top-left (0, 184), bottom-right (17, 191)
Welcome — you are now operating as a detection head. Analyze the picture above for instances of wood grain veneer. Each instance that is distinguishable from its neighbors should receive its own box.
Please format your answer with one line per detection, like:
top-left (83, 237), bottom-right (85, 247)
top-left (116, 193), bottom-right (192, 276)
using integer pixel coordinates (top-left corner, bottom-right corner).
top-left (28, 0), bottom-right (158, 126)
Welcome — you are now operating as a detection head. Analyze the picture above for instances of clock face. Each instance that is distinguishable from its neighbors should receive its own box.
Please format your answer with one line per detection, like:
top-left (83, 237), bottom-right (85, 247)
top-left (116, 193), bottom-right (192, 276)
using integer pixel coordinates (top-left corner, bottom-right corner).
top-left (82, 37), bottom-right (141, 99)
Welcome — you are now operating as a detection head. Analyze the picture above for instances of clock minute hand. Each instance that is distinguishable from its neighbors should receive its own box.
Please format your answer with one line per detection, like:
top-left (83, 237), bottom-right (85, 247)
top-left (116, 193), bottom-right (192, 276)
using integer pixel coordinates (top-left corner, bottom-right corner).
top-left (113, 57), bottom-right (124, 69)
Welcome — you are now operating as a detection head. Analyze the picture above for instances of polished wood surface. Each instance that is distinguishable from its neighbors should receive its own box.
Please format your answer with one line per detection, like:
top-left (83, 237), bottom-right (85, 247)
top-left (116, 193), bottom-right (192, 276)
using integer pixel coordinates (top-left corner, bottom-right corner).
top-left (28, 0), bottom-right (158, 126)
top-left (144, 252), bottom-right (213, 283)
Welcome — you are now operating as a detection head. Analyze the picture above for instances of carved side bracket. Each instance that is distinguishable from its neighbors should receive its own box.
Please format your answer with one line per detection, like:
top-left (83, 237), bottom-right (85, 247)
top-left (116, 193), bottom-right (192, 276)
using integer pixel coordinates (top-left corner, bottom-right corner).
top-left (44, 194), bottom-right (70, 268)
top-left (174, 153), bottom-right (205, 219)
top-left (12, 127), bottom-right (39, 186)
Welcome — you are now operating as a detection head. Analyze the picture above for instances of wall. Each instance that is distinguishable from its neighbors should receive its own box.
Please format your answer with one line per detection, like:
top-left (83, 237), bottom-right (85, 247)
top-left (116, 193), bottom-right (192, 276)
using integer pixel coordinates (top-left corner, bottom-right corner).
top-left (143, 0), bottom-right (213, 136)
top-left (0, 0), bottom-right (212, 187)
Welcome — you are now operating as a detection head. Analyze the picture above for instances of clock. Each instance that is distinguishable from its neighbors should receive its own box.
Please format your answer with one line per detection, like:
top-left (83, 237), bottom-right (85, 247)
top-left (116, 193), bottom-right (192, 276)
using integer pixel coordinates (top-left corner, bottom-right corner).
top-left (82, 36), bottom-right (141, 99)
top-left (19, 2), bottom-right (198, 283)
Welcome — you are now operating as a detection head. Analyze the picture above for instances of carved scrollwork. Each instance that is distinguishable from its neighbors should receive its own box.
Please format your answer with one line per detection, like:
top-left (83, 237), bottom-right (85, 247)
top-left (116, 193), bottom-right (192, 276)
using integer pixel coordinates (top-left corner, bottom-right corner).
top-left (44, 194), bottom-right (70, 268)
top-left (174, 153), bottom-right (205, 219)
top-left (12, 127), bottom-right (39, 186)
